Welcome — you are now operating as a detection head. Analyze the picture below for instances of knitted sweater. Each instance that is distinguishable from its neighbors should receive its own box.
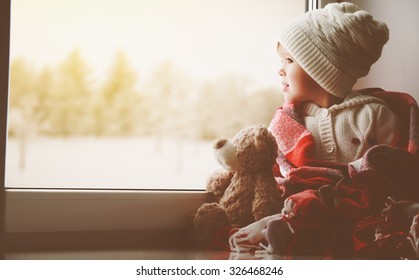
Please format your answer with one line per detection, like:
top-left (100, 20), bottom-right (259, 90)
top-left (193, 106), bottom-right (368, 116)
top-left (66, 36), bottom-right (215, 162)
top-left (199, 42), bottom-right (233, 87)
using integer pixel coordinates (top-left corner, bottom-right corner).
top-left (269, 90), bottom-right (402, 166)
top-left (302, 91), bottom-right (402, 164)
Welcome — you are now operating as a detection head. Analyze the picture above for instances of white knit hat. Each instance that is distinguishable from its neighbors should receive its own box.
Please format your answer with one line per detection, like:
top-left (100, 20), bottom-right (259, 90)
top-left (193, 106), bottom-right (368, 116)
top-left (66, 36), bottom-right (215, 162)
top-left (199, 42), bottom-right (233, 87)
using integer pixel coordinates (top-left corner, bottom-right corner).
top-left (278, 2), bottom-right (389, 98)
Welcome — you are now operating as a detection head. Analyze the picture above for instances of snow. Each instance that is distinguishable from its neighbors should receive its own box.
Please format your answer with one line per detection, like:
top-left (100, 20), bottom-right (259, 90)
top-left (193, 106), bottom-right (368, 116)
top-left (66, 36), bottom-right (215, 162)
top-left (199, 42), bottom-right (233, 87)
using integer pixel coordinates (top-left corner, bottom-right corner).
top-left (5, 137), bottom-right (220, 190)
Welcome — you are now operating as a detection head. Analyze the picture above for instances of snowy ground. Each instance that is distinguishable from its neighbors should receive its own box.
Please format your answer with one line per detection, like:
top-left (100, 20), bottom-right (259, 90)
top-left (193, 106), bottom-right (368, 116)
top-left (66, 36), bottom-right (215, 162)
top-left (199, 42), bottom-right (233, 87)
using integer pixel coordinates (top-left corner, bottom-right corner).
top-left (5, 137), bottom-right (220, 190)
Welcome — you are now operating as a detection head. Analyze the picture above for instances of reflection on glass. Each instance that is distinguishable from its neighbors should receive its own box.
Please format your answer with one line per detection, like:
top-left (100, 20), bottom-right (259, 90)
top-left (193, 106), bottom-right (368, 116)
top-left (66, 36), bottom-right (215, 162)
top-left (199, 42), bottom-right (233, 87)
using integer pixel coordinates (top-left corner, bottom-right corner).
top-left (6, 0), bottom-right (304, 189)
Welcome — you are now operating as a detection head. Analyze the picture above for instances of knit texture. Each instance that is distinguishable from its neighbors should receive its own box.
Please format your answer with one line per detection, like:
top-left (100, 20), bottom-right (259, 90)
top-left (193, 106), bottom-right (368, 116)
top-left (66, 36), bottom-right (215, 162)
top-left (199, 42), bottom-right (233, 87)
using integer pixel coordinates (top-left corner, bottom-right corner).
top-left (268, 91), bottom-right (402, 165)
top-left (278, 2), bottom-right (389, 98)
top-left (264, 89), bottom-right (419, 258)
top-left (302, 91), bottom-right (401, 164)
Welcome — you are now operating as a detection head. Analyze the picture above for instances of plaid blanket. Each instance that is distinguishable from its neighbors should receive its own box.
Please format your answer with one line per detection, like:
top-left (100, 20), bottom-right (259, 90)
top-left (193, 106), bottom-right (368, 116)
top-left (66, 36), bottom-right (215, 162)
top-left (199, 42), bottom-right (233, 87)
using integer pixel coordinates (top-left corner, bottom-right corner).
top-left (266, 88), bottom-right (419, 259)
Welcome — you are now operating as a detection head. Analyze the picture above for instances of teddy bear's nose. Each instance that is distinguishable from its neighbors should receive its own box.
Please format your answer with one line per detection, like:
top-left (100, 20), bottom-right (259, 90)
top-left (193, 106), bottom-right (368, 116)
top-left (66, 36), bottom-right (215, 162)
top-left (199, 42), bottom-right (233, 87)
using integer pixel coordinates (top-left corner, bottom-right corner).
top-left (213, 139), bottom-right (227, 149)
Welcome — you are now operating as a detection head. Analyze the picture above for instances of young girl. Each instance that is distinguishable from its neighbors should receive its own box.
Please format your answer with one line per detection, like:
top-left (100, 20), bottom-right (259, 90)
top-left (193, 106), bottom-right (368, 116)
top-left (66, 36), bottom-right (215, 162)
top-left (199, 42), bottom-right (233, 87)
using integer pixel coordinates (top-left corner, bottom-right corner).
top-left (229, 2), bottom-right (404, 253)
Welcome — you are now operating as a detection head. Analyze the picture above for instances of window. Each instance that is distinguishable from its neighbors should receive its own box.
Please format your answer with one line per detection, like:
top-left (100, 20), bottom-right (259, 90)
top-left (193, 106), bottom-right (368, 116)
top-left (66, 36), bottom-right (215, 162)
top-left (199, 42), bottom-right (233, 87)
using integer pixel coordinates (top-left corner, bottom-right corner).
top-left (5, 0), bottom-right (308, 190)
top-left (1, 0), bottom-right (307, 233)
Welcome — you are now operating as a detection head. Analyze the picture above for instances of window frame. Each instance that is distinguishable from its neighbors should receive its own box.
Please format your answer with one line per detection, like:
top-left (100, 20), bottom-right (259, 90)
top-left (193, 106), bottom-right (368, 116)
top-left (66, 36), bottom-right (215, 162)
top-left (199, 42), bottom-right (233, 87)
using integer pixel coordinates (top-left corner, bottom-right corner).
top-left (0, 0), bottom-right (10, 256)
top-left (1, 1), bottom-right (314, 236)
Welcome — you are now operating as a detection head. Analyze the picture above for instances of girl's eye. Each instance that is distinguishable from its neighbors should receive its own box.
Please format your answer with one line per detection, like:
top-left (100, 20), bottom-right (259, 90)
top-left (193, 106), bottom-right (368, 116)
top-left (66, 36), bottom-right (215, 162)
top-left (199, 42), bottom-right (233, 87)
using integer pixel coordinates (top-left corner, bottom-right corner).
top-left (280, 58), bottom-right (293, 64)
top-left (280, 58), bottom-right (293, 65)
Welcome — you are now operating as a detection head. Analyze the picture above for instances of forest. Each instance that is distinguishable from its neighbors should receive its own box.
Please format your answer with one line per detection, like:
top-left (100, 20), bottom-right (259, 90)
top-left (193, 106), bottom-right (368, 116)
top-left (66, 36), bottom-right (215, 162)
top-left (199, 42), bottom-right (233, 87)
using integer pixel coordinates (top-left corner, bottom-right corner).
top-left (8, 49), bottom-right (284, 141)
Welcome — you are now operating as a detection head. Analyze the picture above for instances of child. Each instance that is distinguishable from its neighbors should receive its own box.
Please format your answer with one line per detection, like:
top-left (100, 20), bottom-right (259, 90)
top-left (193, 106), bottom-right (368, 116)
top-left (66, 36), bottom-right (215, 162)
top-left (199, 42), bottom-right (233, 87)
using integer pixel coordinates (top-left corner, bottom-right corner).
top-left (229, 2), bottom-right (405, 253)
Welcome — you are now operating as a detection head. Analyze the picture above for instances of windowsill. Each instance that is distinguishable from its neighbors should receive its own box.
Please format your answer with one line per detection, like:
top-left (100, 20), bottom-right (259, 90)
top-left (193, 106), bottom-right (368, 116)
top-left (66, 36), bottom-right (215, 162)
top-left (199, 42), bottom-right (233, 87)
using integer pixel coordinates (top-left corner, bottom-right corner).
top-left (4, 228), bottom-right (196, 253)
top-left (4, 246), bottom-right (282, 260)
top-left (5, 188), bottom-right (209, 233)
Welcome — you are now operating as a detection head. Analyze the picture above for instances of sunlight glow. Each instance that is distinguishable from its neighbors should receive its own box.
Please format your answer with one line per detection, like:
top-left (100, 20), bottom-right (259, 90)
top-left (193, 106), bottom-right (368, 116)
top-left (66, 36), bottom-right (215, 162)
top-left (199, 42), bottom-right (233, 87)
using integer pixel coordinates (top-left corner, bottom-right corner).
top-left (7, 0), bottom-right (305, 189)
top-left (11, 0), bottom-right (303, 88)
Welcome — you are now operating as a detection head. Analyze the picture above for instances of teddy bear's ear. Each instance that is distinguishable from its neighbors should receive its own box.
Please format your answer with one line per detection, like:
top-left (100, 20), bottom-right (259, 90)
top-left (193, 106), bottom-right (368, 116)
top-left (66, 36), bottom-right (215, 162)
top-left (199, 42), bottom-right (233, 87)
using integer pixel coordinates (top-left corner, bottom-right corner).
top-left (255, 126), bottom-right (269, 147)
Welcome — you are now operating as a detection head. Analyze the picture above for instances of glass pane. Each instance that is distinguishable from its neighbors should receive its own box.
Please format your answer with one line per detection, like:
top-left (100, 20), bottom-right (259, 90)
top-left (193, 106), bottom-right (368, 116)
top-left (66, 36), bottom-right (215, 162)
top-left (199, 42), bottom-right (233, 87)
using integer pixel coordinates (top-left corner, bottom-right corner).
top-left (6, 0), bottom-right (305, 189)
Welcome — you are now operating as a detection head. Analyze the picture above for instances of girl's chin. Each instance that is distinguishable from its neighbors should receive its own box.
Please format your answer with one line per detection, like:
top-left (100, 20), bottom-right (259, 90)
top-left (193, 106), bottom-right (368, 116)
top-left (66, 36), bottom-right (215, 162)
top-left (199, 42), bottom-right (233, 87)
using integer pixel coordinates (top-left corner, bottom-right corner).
top-left (284, 97), bottom-right (304, 105)
top-left (283, 94), bottom-right (296, 103)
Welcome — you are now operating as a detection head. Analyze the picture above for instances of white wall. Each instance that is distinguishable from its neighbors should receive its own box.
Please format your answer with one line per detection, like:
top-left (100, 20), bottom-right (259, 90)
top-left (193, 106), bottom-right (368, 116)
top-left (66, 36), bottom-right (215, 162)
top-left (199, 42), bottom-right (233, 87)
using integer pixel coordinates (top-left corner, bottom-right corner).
top-left (321, 0), bottom-right (419, 102)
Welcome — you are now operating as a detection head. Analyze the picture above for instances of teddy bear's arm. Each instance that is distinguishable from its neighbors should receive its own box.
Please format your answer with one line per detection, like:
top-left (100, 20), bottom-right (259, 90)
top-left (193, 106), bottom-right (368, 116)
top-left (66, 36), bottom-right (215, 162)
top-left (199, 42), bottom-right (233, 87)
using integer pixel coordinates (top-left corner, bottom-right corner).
top-left (206, 169), bottom-right (234, 197)
top-left (252, 175), bottom-right (283, 221)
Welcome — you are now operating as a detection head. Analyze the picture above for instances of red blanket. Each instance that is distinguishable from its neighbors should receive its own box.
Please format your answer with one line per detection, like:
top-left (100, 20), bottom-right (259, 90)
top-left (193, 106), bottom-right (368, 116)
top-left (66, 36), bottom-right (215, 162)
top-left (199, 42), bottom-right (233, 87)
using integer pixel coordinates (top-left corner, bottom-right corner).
top-left (266, 88), bottom-right (419, 259)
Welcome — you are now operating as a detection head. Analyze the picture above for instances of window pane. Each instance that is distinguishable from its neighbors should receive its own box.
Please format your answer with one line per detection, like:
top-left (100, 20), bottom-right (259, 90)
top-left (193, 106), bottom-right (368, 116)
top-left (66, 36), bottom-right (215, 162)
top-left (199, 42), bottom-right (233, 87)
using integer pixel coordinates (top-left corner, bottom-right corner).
top-left (6, 0), bottom-right (305, 189)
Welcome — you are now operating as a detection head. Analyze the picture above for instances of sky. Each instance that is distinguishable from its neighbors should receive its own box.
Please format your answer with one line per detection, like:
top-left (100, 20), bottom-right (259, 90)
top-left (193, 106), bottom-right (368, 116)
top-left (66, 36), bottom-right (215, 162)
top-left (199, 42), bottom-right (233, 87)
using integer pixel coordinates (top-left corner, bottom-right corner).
top-left (10, 0), bottom-right (305, 89)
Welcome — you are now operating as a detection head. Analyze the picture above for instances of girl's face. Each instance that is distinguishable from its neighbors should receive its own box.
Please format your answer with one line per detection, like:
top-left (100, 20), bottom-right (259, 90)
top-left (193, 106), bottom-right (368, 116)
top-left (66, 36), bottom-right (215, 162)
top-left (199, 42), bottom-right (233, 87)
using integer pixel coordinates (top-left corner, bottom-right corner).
top-left (277, 44), bottom-right (326, 105)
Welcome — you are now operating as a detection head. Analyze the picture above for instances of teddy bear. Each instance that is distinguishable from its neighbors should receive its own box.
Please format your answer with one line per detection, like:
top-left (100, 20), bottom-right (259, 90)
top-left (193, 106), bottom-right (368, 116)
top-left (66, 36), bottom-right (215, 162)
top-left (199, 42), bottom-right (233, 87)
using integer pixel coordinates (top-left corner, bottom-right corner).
top-left (193, 125), bottom-right (283, 249)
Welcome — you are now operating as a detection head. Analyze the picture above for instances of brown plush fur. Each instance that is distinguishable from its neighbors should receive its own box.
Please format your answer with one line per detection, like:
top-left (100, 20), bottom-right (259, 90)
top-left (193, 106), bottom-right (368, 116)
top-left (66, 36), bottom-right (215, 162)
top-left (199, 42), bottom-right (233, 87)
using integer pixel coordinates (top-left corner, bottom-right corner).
top-left (194, 125), bottom-right (283, 248)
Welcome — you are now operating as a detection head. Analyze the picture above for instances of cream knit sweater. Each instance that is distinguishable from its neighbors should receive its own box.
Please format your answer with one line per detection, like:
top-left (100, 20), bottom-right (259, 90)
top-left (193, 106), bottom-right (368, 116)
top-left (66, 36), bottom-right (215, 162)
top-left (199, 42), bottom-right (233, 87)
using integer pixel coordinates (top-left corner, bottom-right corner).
top-left (302, 91), bottom-right (401, 164)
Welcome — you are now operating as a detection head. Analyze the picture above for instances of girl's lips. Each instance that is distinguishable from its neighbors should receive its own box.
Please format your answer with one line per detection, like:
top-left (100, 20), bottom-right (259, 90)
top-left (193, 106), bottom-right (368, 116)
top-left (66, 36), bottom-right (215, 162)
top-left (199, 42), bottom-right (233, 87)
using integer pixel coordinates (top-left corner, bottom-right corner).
top-left (282, 83), bottom-right (289, 91)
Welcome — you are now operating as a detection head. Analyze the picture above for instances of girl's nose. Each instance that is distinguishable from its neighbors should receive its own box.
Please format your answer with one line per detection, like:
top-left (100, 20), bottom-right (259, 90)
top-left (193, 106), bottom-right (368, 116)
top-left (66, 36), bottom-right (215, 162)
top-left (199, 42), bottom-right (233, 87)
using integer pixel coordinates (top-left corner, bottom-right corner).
top-left (278, 68), bottom-right (285, 77)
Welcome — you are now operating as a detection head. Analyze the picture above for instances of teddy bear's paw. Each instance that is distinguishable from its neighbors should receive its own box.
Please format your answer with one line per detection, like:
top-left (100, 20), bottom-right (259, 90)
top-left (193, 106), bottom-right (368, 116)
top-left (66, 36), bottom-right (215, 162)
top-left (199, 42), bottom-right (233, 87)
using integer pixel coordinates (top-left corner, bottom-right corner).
top-left (194, 203), bottom-right (232, 249)
top-left (206, 170), bottom-right (233, 196)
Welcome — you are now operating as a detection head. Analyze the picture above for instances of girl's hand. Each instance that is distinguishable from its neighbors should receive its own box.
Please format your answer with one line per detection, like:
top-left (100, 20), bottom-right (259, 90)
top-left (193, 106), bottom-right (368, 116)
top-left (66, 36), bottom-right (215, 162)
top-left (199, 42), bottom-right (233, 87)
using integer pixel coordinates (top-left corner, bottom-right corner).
top-left (229, 220), bottom-right (266, 252)
top-left (229, 214), bottom-right (281, 252)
